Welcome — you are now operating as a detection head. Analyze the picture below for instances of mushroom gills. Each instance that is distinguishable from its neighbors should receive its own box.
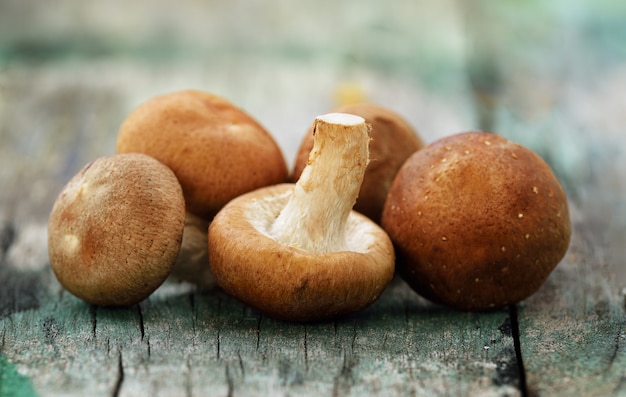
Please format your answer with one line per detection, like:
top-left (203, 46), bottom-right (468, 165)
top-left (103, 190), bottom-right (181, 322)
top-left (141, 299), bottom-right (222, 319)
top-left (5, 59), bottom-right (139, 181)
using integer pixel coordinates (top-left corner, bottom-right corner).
top-left (245, 191), bottom-right (381, 255)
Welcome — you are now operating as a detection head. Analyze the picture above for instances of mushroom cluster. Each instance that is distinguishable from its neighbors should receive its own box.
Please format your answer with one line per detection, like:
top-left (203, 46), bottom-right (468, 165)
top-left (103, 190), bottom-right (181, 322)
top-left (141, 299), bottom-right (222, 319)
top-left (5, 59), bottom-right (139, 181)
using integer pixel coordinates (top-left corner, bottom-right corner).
top-left (48, 89), bottom-right (571, 318)
top-left (48, 90), bottom-right (289, 306)
top-left (116, 90), bottom-right (289, 288)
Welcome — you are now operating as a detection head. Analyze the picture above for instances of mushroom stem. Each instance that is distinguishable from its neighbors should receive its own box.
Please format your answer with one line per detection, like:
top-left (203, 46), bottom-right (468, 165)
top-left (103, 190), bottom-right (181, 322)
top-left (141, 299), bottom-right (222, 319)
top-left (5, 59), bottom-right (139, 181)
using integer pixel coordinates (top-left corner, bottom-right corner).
top-left (270, 113), bottom-right (370, 253)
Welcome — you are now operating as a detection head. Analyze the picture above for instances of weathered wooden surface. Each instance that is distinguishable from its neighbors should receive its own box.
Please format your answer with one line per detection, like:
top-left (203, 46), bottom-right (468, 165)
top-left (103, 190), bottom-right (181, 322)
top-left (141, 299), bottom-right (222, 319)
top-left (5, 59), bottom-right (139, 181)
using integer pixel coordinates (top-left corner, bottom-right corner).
top-left (1, 1), bottom-right (625, 396)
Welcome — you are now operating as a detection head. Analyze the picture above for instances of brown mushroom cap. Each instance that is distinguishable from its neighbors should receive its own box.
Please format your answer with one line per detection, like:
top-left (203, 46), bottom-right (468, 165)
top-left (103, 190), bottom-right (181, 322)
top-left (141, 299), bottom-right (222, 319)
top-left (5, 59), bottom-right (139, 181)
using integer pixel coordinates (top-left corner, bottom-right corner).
top-left (292, 103), bottom-right (424, 223)
top-left (208, 113), bottom-right (395, 322)
top-left (209, 184), bottom-right (395, 322)
top-left (116, 90), bottom-right (289, 219)
top-left (381, 131), bottom-right (571, 311)
top-left (48, 153), bottom-right (185, 306)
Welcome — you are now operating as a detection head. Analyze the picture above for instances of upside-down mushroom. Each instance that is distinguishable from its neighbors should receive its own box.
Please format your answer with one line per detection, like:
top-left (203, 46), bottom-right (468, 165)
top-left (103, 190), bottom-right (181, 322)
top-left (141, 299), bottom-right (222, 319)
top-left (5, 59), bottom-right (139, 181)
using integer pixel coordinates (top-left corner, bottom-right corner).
top-left (208, 113), bottom-right (396, 322)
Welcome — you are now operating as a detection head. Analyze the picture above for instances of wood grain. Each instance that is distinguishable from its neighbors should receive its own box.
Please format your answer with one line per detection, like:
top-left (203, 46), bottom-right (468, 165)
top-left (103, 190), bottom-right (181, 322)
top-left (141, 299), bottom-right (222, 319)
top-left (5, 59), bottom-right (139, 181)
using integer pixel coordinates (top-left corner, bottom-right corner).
top-left (519, 223), bottom-right (626, 396)
top-left (1, 1), bottom-right (625, 396)
top-left (1, 264), bottom-right (524, 396)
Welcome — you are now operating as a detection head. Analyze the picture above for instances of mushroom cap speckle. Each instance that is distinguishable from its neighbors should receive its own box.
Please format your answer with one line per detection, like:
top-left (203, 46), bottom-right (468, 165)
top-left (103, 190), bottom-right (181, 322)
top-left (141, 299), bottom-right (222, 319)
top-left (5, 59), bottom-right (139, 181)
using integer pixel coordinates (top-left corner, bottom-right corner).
top-left (381, 132), bottom-right (571, 311)
top-left (208, 184), bottom-right (396, 322)
top-left (48, 153), bottom-right (186, 306)
top-left (116, 90), bottom-right (289, 219)
top-left (292, 103), bottom-right (423, 223)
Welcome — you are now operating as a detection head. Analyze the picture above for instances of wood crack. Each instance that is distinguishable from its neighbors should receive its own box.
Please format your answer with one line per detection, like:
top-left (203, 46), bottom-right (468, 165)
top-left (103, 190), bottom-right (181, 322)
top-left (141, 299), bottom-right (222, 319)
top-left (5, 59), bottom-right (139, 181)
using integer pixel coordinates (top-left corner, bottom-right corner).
top-left (184, 355), bottom-right (193, 397)
top-left (381, 331), bottom-right (389, 350)
top-left (332, 349), bottom-right (357, 397)
top-left (509, 305), bottom-right (529, 397)
top-left (0, 221), bottom-right (15, 260)
top-left (225, 364), bottom-right (234, 397)
top-left (1, 326), bottom-right (6, 353)
top-left (90, 304), bottom-right (97, 343)
top-left (217, 330), bottom-right (221, 360)
top-left (237, 351), bottom-right (245, 379)
top-left (137, 305), bottom-right (145, 341)
top-left (608, 330), bottom-right (621, 367)
top-left (613, 375), bottom-right (626, 395)
top-left (189, 292), bottom-right (197, 348)
top-left (111, 350), bottom-right (124, 397)
top-left (350, 325), bottom-right (357, 354)
top-left (304, 324), bottom-right (309, 373)
top-left (217, 296), bottom-right (222, 360)
top-left (404, 304), bottom-right (410, 325)
top-left (255, 315), bottom-right (262, 351)
top-left (608, 324), bottom-right (626, 374)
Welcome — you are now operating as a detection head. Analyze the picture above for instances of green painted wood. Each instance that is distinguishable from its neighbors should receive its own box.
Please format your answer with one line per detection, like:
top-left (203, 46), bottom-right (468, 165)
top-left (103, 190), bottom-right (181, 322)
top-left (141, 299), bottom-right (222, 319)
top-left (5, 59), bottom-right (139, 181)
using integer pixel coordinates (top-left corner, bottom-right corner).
top-left (1, 268), bottom-right (522, 396)
top-left (1, 225), bottom-right (521, 396)
top-left (0, 354), bottom-right (38, 397)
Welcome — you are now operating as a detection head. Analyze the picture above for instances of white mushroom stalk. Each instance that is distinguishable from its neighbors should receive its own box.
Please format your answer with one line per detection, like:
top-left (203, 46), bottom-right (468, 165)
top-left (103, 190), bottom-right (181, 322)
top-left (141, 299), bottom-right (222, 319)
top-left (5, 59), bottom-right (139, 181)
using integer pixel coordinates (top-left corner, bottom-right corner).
top-left (270, 113), bottom-right (370, 253)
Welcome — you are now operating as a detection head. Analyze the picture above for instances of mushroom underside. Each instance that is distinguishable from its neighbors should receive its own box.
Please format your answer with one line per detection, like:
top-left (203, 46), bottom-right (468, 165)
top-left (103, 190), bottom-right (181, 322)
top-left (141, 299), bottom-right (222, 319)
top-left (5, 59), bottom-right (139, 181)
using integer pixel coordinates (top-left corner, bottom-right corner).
top-left (208, 184), bottom-right (395, 322)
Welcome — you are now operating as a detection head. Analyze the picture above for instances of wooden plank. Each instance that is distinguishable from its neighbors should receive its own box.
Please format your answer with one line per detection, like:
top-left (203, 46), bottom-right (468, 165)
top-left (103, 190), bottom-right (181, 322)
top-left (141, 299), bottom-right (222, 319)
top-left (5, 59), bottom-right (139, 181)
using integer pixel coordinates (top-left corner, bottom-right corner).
top-left (518, 217), bottom-right (626, 396)
top-left (1, 171), bottom-right (521, 396)
top-left (463, 2), bottom-right (626, 396)
top-left (1, 266), bottom-right (523, 396)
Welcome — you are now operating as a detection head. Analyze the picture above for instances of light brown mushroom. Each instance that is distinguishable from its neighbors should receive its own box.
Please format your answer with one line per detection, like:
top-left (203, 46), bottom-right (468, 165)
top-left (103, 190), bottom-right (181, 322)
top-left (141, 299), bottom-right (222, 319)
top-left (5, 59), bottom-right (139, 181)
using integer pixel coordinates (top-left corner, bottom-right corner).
top-left (116, 90), bottom-right (289, 290)
top-left (208, 113), bottom-right (396, 322)
top-left (116, 90), bottom-right (289, 220)
top-left (292, 103), bottom-right (423, 223)
top-left (48, 153), bottom-right (185, 306)
top-left (381, 131), bottom-right (571, 311)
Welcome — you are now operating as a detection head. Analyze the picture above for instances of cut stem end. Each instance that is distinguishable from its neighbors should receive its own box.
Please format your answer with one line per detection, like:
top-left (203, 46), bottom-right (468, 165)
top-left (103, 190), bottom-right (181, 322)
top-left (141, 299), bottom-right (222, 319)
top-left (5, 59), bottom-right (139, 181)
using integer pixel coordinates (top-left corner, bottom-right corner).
top-left (269, 113), bottom-right (370, 253)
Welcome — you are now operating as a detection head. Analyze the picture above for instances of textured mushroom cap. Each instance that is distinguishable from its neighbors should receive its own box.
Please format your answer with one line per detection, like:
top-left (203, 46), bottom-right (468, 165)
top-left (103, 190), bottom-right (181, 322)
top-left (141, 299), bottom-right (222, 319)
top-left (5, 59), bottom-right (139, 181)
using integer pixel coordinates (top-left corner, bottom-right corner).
top-left (208, 184), bottom-right (396, 322)
top-left (381, 132), bottom-right (571, 311)
top-left (116, 90), bottom-right (289, 219)
top-left (292, 103), bottom-right (423, 223)
top-left (48, 153), bottom-right (186, 306)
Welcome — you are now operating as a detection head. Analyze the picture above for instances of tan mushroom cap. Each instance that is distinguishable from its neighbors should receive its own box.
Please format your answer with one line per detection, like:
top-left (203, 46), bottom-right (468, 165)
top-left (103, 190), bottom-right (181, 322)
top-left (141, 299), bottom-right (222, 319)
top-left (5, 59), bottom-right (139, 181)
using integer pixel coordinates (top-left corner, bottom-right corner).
top-left (208, 184), bottom-right (395, 322)
top-left (381, 132), bottom-right (571, 311)
top-left (48, 153), bottom-right (185, 306)
top-left (292, 103), bottom-right (423, 223)
top-left (116, 90), bottom-right (289, 219)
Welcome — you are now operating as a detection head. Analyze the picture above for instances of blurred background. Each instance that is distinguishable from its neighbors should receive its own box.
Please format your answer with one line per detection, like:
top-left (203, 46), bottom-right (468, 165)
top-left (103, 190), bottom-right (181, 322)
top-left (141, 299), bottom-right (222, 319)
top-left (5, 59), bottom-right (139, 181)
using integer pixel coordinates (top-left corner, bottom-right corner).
top-left (0, 0), bottom-right (624, 283)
